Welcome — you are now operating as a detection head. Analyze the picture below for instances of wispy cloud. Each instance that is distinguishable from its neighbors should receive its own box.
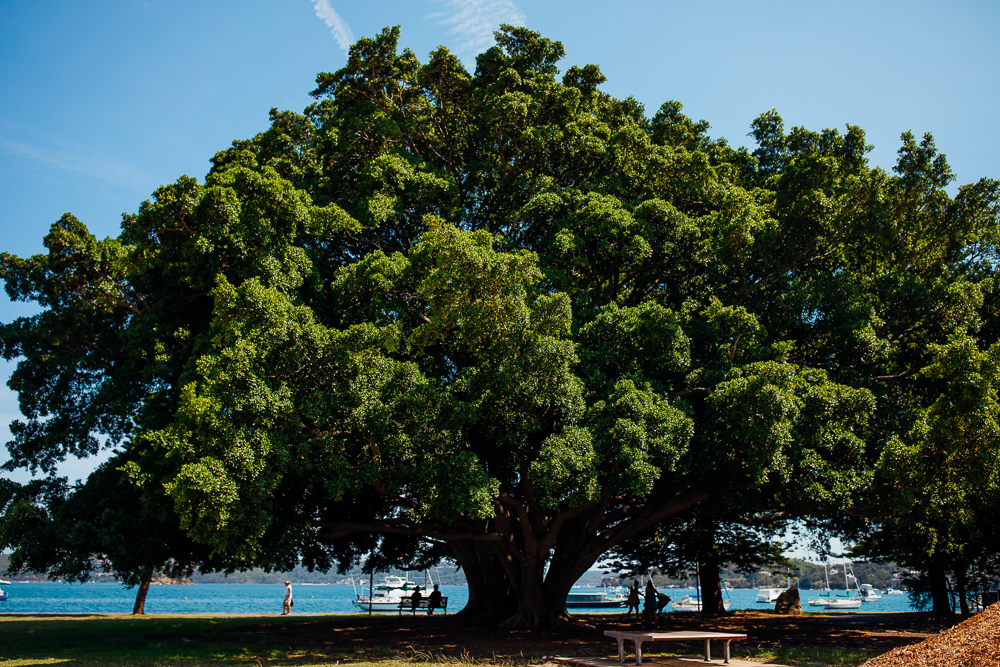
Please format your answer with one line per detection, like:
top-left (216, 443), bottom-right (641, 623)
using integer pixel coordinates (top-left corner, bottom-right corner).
top-left (429, 0), bottom-right (526, 58)
top-left (0, 135), bottom-right (148, 189)
top-left (313, 0), bottom-right (354, 52)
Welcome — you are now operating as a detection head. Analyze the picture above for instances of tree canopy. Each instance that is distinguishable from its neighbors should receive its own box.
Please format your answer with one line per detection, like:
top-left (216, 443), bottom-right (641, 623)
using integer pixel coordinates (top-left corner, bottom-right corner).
top-left (2, 25), bottom-right (998, 626)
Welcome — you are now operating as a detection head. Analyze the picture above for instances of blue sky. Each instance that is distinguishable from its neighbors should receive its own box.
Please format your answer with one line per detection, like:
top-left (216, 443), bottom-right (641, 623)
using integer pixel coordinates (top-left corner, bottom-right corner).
top-left (1, 1), bottom-right (997, 557)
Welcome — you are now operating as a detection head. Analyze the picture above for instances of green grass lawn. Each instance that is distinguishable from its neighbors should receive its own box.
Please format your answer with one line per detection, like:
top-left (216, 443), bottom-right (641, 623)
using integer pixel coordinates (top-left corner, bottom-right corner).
top-left (0, 615), bottom-right (379, 667)
top-left (0, 615), bottom-right (883, 667)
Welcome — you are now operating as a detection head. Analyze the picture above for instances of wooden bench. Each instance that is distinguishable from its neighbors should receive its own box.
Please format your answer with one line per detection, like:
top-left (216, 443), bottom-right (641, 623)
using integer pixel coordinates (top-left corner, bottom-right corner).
top-left (397, 596), bottom-right (448, 615)
top-left (604, 630), bottom-right (747, 665)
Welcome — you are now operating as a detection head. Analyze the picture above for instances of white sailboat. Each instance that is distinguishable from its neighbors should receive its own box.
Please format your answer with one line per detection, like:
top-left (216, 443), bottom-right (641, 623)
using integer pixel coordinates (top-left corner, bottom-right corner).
top-left (808, 563), bottom-right (833, 606)
top-left (823, 559), bottom-right (860, 609)
top-left (674, 575), bottom-right (734, 611)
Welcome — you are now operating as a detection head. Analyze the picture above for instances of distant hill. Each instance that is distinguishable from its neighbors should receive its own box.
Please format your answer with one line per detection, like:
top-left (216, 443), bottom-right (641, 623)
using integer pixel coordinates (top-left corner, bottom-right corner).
top-left (1, 551), bottom-right (908, 591)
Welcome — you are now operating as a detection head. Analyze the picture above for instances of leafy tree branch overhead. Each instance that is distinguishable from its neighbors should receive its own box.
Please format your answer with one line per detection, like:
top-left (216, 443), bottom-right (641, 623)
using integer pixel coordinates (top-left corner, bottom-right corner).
top-left (2, 25), bottom-right (998, 626)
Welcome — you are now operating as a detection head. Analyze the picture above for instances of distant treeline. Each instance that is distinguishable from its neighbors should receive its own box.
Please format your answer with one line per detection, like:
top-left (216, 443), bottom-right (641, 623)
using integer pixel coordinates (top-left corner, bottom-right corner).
top-left (2, 552), bottom-right (906, 591)
top-left (607, 560), bottom-right (909, 590)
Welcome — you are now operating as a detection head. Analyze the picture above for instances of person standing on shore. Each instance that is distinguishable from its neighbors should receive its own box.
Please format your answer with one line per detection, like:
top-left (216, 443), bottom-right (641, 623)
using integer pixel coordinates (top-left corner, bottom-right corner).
top-left (282, 580), bottom-right (293, 615)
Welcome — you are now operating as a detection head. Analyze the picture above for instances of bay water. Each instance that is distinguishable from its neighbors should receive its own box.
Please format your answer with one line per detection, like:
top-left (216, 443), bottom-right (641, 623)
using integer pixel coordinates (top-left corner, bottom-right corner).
top-left (0, 582), bottom-right (917, 614)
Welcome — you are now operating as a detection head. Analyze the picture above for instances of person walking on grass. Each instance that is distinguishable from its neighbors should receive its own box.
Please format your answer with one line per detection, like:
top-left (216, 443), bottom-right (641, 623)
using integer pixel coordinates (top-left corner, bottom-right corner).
top-left (626, 579), bottom-right (640, 618)
top-left (643, 580), bottom-right (657, 627)
top-left (282, 580), bottom-right (293, 615)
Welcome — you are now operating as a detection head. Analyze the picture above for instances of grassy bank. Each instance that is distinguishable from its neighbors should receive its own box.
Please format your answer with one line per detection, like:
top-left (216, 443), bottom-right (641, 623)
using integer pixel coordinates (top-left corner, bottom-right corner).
top-left (0, 615), bottom-right (367, 667)
top-left (0, 614), bottom-right (888, 667)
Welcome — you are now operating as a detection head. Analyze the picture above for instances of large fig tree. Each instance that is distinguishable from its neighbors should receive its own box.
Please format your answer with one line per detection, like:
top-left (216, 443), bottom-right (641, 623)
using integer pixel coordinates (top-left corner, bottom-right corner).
top-left (3, 26), bottom-right (997, 628)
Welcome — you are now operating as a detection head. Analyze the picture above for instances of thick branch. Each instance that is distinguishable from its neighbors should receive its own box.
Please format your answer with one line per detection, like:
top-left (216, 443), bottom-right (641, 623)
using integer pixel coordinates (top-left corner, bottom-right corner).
top-left (315, 520), bottom-right (501, 542)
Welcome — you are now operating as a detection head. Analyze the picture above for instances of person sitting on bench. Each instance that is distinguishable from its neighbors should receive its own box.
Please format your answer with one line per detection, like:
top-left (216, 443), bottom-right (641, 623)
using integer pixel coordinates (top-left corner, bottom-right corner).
top-left (427, 584), bottom-right (442, 615)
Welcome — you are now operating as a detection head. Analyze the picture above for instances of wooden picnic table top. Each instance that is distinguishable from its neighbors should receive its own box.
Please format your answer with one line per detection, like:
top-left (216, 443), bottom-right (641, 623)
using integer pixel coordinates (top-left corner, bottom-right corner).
top-left (604, 630), bottom-right (748, 641)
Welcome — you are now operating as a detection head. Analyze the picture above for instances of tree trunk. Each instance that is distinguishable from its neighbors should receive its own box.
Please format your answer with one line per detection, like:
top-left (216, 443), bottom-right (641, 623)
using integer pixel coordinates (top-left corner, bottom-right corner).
top-left (325, 487), bottom-right (710, 629)
top-left (699, 559), bottom-right (725, 615)
top-left (133, 571), bottom-right (153, 615)
top-left (450, 541), bottom-right (517, 621)
top-left (928, 563), bottom-right (951, 615)
top-left (956, 564), bottom-right (970, 617)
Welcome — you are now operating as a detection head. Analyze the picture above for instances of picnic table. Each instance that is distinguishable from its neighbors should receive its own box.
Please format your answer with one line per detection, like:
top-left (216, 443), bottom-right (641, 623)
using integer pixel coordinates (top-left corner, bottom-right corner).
top-left (604, 630), bottom-right (748, 665)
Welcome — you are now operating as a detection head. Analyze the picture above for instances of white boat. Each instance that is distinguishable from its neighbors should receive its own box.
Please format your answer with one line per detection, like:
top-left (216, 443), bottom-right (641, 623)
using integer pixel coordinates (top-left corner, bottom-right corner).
top-left (883, 566), bottom-right (905, 594)
top-left (808, 563), bottom-right (833, 606)
top-left (0, 588), bottom-right (7, 602)
top-left (859, 584), bottom-right (881, 601)
top-left (755, 588), bottom-right (783, 603)
top-left (565, 586), bottom-right (626, 608)
top-left (352, 575), bottom-right (420, 612)
top-left (672, 594), bottom-right (732, 611)
top-left (822, 559), bottom-right (860, 609)
top-left (824, 597), bottom-right (861, 609)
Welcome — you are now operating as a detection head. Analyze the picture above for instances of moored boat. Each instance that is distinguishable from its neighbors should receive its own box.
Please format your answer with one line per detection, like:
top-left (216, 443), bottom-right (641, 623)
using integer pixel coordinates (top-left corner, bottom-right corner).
top-left (672, 594), bottom-right (732, 611)
top-left (822, 558), bottom-right (861, 609)
top-left (565, 586), bottom-right (626, 608)
top-left (755, 588), bottom-right (783, 603)
top-left (352, 575), bottom-right (419, 612)
top-left (859, 584), bottom-right (881, 601)
top-left (824, 597), bottom-right (861, 609)
top-left (808, 563), bottom-right (833, 606)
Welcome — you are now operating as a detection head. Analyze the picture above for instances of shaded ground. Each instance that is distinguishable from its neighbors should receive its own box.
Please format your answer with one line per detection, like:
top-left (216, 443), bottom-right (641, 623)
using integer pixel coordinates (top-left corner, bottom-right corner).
top-left (265, 611), bottom-right (958, 659)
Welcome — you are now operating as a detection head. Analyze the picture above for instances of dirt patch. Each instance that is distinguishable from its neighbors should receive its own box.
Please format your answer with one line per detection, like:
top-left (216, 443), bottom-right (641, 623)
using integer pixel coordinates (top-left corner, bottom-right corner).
top-left (859, 603), bottom-right (1000, 666)
top-left (264, 611), bottom-right (958, 659)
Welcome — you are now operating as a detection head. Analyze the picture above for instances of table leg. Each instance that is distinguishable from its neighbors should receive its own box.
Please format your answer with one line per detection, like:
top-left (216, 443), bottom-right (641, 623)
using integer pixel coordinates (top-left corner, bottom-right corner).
top-left (616, 638), bottom-right (624, 663)
top-left (704, 639), bottom-right (711, 661)
top-left (634, 639), bottom-right (643, 666)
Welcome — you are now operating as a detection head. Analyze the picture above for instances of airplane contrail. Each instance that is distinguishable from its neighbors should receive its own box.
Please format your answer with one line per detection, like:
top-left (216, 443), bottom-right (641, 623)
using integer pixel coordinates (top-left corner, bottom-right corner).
top-left (430, 0), bottom-right (526, 57)
top-left (313, 0), bottom-right (354, 52)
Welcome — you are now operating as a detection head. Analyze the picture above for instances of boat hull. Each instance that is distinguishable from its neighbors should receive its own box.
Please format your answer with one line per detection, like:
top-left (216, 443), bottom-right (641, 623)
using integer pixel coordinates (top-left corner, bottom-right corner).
top-left (565, 600), bottom-right (626, 608)
top-left (352, 599), bottom-right (409, 612)
top-left (824, 599), bottom-right (861, 609)
top-left (672, 596), bottom-right (732, 612)
top-left (754, 589), bottom-right (783, 603)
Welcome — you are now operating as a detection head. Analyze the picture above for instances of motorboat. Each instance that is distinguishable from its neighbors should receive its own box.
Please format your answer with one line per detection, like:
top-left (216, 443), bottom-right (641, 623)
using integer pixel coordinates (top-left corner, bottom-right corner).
top-left (883, 566), bottom-right (905, 594)
top-left (352, 575), bottom-right (420, 612)
top-left (672, 594), bottom-right (732, 611)
top-left (0, 588), bottom-right (7, 602)
top-left (565, 586), bottom-right (626, 608)
top-left (755, 588), bottom-right (783, 603)
top-left (859, 584), bottom-right (881, 601)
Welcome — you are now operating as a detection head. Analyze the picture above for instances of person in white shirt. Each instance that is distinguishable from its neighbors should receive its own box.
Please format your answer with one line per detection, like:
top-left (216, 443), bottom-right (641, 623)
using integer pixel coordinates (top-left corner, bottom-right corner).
top-left (282, 580), bottom-right (293, 615)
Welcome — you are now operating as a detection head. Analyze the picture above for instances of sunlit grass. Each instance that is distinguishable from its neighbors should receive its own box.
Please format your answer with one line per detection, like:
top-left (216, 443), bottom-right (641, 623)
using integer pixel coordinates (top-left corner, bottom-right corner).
top-left (739, 646), bottom-right (881, 666)
top-left (0, 615), bottom-right (889, 667)
top-left (636, 645), bottom-right (880, 667)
